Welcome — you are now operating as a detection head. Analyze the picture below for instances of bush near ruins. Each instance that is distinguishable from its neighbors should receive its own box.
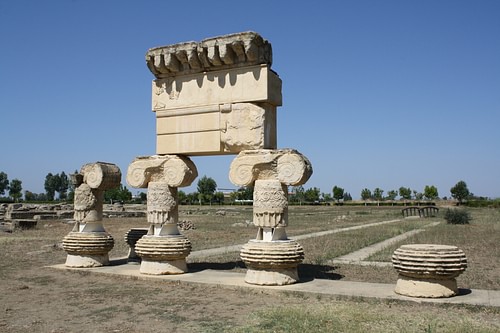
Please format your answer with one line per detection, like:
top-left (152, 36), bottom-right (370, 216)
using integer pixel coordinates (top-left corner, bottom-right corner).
top-left (444, 208), bottom-right (471, 225)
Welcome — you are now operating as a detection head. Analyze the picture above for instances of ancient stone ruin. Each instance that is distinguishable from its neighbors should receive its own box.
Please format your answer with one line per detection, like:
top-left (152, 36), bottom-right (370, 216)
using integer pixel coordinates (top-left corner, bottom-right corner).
top-left (392, 244), bottom-right (468, 298)
top-left (62, 162), bottom-right (121, 267)
top-left (126, 32), bottom-right (312, 285)
top-left (127, 155), bottom-right (197, 274)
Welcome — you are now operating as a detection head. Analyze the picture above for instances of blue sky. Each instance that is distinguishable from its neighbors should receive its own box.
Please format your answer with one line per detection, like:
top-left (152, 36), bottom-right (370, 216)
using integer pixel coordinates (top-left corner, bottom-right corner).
top-left (1, 1), bottom-right (499, 199)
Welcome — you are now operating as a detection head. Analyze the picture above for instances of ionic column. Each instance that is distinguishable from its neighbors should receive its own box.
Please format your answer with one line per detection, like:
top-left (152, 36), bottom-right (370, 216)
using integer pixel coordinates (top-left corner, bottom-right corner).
top-left (229, 149), bottom-right (312, 285)
top-left (126, 155), bottom-right (197, 275)
top-left (62, 162), bottom-right (121, 267)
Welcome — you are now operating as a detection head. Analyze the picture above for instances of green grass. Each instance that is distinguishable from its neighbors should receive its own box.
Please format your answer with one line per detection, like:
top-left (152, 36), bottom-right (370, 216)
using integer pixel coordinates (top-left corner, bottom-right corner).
top-left (229, 301), bottom-right (500, 333)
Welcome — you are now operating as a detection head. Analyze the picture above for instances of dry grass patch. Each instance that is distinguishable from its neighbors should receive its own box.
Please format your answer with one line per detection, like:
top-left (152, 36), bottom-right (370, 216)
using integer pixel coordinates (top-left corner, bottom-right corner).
top-left (366, 208), bottom-right (500, 290)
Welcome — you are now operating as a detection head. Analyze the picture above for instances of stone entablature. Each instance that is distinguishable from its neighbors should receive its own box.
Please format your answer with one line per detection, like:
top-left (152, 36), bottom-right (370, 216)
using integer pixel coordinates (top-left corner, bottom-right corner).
top-left (146, 32), bottom-right (272, 78)
top-left (146, 32), bottom-right (280, 156)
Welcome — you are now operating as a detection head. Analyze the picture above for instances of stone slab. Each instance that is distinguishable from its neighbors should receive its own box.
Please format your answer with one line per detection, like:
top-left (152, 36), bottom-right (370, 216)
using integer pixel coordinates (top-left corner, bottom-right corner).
top-left (152, 65), bottom-right (281, 111)
top-left (49, 262), bottom-right (500, 307)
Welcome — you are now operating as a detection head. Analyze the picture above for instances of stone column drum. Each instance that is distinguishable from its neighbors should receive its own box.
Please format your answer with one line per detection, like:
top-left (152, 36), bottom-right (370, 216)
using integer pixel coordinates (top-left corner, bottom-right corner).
top-left (127, 155), bottom-right (197, 274)
top-left (392, 244), bottom-right (468, 298)
top-left (62, 162), bottom-right (121, 267)
top-left (230, 149), bottom-right (312, 285)
top-left (124, 228), bottom-right (149, 263)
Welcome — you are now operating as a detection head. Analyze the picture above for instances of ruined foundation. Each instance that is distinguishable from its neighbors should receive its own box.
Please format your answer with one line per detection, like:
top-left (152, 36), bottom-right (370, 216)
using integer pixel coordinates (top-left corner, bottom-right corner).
top-left (392, 244), bottom-right (468, 298)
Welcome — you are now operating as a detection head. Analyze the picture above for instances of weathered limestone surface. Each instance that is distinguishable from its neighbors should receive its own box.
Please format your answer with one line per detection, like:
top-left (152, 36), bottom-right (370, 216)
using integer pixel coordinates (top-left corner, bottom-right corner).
top-left (392, 244), bottom-right (468, 298)
top-left (146, 32), bottom-right (272, 77)
top-left (127, 155), bottom-right (197, 275)
top-left (230, 149), bottom-right (312, 285)
top-left (127, 155), bottom-right (198, 188)
top-left (146, 32), bottom-right (280, 156)
top-left (62, 162), bottom-right (121, 268)
top-left (124, 228), bottom-right (149, 263)
top-left (240, 240), bottom-right (304, 285)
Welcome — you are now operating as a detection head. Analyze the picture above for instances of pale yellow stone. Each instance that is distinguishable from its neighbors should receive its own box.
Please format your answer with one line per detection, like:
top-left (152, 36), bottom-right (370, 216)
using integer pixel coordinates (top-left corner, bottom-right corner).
top-left (62, 231), bottom-right (114, 267)
top-left (147, 32), bottom-right (280, 156)
top-left (229, 149), bottom-right (313, 187)
top-left (152, 65), bottom-right (281, 110)
top-left (135, 235), bottom-right (191, 275)
top-left (146, 31), bottom-right (272, 78)
top-left (392, 244), bottom-right (467, 298)
top-left (240, 240), bottom-right (304, 285)
top-left (156, 102), bottom-right (277, 155)
top-left (126, 155), bottom-right (197, 188)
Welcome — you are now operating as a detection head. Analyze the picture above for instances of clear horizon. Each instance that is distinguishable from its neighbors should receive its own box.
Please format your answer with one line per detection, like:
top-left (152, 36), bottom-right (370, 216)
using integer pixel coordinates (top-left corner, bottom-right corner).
top-left (1, 1), bottom-right (499, 199)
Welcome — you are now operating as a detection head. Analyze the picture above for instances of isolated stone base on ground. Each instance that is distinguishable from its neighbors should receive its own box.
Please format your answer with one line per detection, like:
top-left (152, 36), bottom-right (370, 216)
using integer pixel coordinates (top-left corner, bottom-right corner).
top-left (240, 239), bottom-right (304, 286)
top-left (395, 275), bottom-right (458, 298)
top-left (244, 267), bottom-right (299, 286)
top-left (392, 244), bottom-right (467, 298)
top-left (139, 259), bottom-right (187, 275)
top-left (65, 254), bottom-right (110, 268)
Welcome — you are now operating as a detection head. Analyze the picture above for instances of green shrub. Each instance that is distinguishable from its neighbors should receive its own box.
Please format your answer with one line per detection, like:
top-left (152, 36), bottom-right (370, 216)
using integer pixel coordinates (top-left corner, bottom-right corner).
top-left (444, 209), bottom-right (471, 224)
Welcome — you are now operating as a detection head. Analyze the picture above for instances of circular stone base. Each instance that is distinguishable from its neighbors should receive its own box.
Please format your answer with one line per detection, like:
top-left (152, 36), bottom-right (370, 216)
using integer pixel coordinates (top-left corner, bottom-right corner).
top-left (395, 275), bottom-right (458, 298)
top-left (245, 267), bottom-right (299, 286)
top-left (65, 254), bottom-right (109, 268)
top-left (139, 259), bottom-right (187, 275)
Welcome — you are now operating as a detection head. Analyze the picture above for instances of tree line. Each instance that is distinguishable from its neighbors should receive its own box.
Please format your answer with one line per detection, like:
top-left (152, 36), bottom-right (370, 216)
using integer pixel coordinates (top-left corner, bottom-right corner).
top-left (0, 169), bottom-right (479, 206)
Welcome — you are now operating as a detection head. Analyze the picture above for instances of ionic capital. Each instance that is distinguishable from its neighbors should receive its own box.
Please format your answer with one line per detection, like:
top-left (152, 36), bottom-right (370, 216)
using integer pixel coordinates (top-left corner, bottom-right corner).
top-left (229, 149), bottom-right (312, 187)
top-left (126, 155), bottom-right (198, 188)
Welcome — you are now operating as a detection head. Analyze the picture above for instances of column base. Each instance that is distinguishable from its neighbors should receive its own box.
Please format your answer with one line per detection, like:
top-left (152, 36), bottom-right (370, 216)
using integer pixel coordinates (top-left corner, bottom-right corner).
top-left (65, 254), bottom-right (109, 268)
top-left (139, 259), bottom-right (187, 275)
top-left (395, 275), bottom-right (458, 298)
top-left (245, 267), bottom-right (299, 286)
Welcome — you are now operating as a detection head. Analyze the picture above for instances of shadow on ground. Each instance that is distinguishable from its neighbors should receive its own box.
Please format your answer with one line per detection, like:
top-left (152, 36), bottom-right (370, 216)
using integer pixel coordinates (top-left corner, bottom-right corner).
top-left (187, 261), bottom-right (344, 282)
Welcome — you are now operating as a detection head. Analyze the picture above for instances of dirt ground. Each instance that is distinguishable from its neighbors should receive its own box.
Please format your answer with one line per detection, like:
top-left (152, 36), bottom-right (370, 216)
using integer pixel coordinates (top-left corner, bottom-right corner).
top-left (1, 211), bottom-right (499, 332)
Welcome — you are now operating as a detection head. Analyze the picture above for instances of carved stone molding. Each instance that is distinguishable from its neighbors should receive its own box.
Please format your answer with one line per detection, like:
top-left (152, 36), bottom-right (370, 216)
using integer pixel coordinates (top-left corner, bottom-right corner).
top-left (147, 182), bottom-right (178, 225)
top-left (240, 240), bottom-right (304, 285)
top-left (392, 244), bottom-right (468, 298)
top-left (63, 162), bottom-right (120, 268)
top-left (146, 32), bottom-right (272, 78)
top-left (253, 179), bottom-right (288, 228)
top-left (229, 149), bottom-right (313, 187)
top-left (127, 155), bottom-right (197, 188)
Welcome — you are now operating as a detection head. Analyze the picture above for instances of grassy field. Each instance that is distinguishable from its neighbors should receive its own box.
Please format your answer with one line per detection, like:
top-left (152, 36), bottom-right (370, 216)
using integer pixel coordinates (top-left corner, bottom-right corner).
top-left (0, 205), bottom-right (498, 332)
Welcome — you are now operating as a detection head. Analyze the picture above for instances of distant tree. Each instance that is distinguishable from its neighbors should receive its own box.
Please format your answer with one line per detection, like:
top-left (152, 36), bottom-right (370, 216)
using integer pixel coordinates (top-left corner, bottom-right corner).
top-left (321, 192), bottom-right (333, 203)
top-left (213, 191), bottom-right (225, 205)
top-left (290, 185), bottom-right (305, 204)
top-left (332, 186), bottom-right (344, 203)
top-left (361, 188), bottom-right (372, 201)
top-left (197, 175), bottom-right (217, 204)
top-left (232, 186), bottom-right (254, 202)
top-left (104, 184), bottom-right (132, 203)
top-left (8, 179), bottom-right (22, 202)
top-left (25, 190), bottom-right (36, 202)
top-left (178, 190), bottom-right (187, 204)
top-left (304, 187), bottom-right (320, 203)
top-left (423, 185), bottom-right (439, 201)
top-left (343, 192), bottom-right (352, 201)
top-left (413, 190), bottom-right (424, 201)
top-left (399, 187), bottom-right (412, 201)
top-left (44, 173), bottom-right (57, 201)
top-left (0, 172), bottom-right (9, 196)
top-left (57, 171), bottom-right (70, 200)
top-left (186, 192), bottom-right (199, 205)
top-left (373, 188), bottom-right (384, 201)
top-left (386, 190), bottom-right (398, 201)
top-left (450, 180), bottom-right (470, 205)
